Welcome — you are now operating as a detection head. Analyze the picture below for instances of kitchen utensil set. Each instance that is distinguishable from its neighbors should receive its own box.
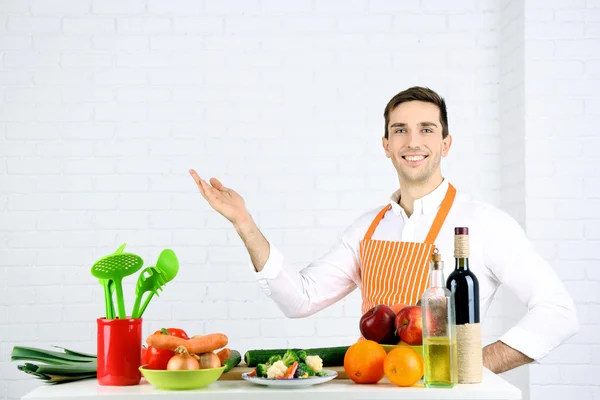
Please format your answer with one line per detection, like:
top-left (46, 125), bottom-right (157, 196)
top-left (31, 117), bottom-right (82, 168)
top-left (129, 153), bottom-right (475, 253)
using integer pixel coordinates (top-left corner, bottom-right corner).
top-left (90, 244), bottom-right (179, 319)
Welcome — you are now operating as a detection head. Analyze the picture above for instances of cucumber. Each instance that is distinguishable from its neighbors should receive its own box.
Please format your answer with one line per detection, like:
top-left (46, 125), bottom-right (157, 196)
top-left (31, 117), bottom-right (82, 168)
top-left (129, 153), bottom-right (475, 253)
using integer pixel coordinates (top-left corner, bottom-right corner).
top-left (244, 346), bottom-right (349, 367)
top-left (223, 350), bottom-right (241, 373)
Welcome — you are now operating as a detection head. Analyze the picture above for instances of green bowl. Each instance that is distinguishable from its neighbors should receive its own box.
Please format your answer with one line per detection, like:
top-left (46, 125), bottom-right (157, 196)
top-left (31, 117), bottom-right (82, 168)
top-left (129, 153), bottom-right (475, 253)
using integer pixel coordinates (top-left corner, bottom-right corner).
top-left (381, 344), bottom-right (424, 358)
top-left (139, 365), bottom-right (225, 390)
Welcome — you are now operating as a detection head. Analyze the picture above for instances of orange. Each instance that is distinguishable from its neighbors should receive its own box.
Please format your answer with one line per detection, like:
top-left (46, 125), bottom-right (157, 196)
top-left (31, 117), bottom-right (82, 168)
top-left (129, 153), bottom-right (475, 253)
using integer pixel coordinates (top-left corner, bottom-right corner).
top-left (383, 346), bottom-right (424, 387)
top-left (344, 340), bottom-right (387, 384)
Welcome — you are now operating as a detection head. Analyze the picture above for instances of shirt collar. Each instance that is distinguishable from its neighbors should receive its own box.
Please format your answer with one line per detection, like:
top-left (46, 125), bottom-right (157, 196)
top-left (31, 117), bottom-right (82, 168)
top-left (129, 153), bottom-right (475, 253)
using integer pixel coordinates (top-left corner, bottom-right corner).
top-left (388, 179), bottom-right (449, 216)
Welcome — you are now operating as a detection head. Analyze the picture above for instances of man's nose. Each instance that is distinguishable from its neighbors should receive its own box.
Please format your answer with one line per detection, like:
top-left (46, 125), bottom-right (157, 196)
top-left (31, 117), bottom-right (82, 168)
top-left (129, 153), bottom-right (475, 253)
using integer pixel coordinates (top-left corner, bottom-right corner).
top-left (407, 132), bottom-right (421, 148)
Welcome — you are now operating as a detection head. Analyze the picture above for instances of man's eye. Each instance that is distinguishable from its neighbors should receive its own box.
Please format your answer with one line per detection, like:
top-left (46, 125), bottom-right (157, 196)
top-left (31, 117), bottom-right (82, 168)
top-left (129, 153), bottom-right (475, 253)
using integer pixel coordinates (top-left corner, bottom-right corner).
top-left (423, 128), bottom-right (432, 133)
top-left (394, 129), bottom-right (405, 134)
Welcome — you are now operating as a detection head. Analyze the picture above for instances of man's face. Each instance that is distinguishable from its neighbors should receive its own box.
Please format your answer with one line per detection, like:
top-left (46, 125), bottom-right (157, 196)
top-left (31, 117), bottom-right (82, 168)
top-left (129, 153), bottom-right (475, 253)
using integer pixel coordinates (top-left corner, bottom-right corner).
top-left (382, 101), bottom-right (452, 185)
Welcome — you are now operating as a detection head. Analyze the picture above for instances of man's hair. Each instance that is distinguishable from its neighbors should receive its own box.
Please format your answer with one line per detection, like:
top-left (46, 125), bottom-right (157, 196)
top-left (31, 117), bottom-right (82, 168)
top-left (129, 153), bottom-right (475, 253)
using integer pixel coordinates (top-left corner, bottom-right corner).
top-left (383, 86), bottom-right (449, 139)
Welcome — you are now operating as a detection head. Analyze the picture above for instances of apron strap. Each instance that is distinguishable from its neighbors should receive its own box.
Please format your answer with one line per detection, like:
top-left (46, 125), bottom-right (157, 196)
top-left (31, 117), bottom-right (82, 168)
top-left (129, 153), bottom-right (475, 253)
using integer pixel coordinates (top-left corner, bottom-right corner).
top-left (424, 183), bottom-right (457, 244)
top-left (363, 204), bottom-right (391, 242)
top-left (362, 183), bottom-right (457, 244)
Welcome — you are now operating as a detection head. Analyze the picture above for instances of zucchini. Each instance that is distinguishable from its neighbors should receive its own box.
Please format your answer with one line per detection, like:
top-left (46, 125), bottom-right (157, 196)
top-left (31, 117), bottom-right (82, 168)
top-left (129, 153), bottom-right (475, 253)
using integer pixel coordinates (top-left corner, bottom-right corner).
top-left (223, 350), bottom-right (242, 373)
top-left (244, 346), bottom-right (349, 367)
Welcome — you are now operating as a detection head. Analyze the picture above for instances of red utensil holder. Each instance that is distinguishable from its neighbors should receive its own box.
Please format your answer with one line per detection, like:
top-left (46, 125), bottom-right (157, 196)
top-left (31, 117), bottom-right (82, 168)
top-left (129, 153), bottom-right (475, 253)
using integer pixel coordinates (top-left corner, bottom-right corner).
top-left (97, 317), bottom-right (142, 386)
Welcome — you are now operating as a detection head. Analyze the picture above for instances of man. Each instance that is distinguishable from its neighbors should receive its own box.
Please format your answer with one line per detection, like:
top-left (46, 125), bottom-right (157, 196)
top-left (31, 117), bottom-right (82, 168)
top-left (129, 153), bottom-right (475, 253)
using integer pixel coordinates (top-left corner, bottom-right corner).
top-left (189, 86), bottom-right (578, 374)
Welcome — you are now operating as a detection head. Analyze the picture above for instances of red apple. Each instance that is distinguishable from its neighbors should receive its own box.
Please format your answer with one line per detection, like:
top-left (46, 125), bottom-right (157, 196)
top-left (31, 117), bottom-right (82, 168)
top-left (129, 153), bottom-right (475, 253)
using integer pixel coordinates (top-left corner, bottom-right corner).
top-left (394, 306), bottom-right (423, 345)
top-left (359, 304), bottom-right (397, 344)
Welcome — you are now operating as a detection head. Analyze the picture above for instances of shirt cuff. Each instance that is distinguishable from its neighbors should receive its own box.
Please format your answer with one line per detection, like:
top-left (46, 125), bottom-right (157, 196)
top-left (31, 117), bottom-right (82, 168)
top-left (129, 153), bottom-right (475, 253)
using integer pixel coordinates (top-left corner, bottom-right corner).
top-left (498, 326), bottom-right (549, 362)
top-left (247, 244), bottom-right (284, 296)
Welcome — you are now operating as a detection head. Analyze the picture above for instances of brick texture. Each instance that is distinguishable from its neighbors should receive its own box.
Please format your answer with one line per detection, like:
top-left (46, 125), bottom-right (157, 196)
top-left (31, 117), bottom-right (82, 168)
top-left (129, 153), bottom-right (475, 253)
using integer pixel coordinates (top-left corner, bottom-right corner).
top-left (524, 1), bottom-right (600, 399)
top-left (0, 1), bottom-right (595, 399)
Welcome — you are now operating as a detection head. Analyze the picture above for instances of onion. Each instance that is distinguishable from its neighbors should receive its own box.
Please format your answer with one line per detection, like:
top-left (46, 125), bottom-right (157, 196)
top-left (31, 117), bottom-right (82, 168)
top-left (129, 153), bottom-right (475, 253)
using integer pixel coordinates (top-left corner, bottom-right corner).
top-left (167, 346), bottom-right (200, 371)
top-left (198, 352), bottom-right (221, 369)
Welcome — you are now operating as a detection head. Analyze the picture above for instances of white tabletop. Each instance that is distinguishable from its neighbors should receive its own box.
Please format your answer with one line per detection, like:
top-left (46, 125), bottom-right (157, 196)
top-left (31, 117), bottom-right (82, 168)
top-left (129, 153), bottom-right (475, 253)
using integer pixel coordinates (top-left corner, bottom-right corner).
top-left (22, 368), bottom-right (521, 400)
top-left (23, 369), bottom-right (521, 400)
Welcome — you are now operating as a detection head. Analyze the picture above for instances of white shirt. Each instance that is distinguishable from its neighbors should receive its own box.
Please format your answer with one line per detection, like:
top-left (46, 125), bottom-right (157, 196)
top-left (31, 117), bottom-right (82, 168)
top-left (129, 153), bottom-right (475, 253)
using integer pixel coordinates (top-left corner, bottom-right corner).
top-left (249, 179), bottom-right (579, 361)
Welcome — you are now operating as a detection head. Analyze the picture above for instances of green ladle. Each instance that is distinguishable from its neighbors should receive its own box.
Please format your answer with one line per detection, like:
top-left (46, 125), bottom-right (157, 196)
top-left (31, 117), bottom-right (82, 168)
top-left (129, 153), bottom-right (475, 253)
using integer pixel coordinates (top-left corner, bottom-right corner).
top-left (135, 249), bottom-right (179, 318)
top-left (91, 246), bottom-right (143, 319)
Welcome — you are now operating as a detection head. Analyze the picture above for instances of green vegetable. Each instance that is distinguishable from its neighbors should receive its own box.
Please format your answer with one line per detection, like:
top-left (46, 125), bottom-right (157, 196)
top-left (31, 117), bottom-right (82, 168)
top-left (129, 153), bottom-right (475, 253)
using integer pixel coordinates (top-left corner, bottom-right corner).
top-left (12, 346), bottom-right (97, 384)
top-left (244, 346), bottom-right (349, 367)
top-left (244, 348), bottom-right (300, 367)
top-left (281, 349), bottom-right (299, 367)
top-left (267, 355), bottom-right (282, 365)
top-left (294, 362), bottom-right (315, 378)
top-left (295, 350), bottom-right (307, 362)
top-left (12, 346), bottom-right (95, 365)
top-left (51, 346), bottom-right (96, 359)
top-left (256, 363), bottom-right (269, 378)
top-left (223, 350), bottom-right (241, 373)
top-left (316, 371), bottom-right (328, 377)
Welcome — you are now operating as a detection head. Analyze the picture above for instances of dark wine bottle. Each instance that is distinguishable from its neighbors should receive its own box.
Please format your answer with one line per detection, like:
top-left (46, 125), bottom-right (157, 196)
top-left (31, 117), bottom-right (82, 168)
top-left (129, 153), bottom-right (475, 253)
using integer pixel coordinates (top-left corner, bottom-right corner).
top-left (446, 227), bottom-right (482, 383)
top-left (446, 227), bottom-right (480, 324)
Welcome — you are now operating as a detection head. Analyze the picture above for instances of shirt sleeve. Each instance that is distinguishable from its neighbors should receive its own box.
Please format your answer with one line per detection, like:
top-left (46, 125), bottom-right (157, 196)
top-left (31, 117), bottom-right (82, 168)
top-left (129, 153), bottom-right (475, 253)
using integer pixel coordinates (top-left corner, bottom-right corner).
top-left (247, 216), bottom-right (368, 318)
top-left (480, 205), bottom-right (579, 361)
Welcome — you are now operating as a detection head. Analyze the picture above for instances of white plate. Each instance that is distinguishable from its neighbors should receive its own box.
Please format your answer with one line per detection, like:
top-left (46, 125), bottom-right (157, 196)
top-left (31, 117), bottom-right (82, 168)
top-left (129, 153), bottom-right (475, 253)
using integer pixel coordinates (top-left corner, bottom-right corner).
top-left (241, 369), bottom-right (338, 388)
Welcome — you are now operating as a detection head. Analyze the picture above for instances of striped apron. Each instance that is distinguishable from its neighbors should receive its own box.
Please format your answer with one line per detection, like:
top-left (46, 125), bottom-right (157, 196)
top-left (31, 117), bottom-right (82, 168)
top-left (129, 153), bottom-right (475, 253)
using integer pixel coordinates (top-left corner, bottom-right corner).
top-left (360, 183), bottom-right (456, 314)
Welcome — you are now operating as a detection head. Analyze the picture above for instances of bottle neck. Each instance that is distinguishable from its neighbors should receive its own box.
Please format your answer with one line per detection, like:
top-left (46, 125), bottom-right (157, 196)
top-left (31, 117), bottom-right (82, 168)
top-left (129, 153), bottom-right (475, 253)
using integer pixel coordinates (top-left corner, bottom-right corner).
top-left (455, 257), bottom-right (469, 270)
top-left (429, 268), bottom-right (445, 288)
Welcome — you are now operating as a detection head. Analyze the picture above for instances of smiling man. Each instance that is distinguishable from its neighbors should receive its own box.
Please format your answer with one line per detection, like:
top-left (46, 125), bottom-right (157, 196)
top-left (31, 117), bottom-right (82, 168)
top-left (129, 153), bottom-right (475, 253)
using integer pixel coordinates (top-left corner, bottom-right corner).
top-left (189, 86), bottom-right (578, 374)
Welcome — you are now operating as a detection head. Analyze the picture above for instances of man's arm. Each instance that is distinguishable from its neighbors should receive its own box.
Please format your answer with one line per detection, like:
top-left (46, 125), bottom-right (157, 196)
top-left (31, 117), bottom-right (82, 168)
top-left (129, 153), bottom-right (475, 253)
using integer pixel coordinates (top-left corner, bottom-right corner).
top-left (480, 204), bottom-right (579, 371)
top-left (234, 216), bottom-right (270, 273)
top-left (189, 171), bottom-right (271, 272)
top-left (189, 170), bottom-right (363, 318)
top-left (483, 341), bottom-right (533, 374)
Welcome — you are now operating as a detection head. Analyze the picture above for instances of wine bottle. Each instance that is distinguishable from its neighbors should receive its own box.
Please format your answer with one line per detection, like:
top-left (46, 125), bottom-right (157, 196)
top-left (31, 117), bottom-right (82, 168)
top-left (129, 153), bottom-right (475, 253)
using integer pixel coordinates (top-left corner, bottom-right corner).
top-left (420, 250), bottom-right (458, 388)
top-left (446, 227), bottom-right (482, 384)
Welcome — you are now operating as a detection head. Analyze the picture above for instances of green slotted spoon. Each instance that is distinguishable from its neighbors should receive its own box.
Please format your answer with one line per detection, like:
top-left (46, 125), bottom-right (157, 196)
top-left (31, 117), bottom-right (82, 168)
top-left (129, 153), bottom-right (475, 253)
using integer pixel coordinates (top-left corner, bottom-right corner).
top-left (91, 248), bottom-right (144, 319)
top-left (97, 244), bottom-right (127, 319)
top-left (99, 278), bottom-right (116, 319)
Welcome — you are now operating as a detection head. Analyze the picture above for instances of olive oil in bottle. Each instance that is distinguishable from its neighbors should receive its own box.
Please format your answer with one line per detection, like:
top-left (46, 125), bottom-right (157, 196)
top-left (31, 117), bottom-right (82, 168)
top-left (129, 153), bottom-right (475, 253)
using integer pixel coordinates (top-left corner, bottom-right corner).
top-left (420, 250), bottom-right (458, 388)
top-left (423, 336), bottom-right (458, 386)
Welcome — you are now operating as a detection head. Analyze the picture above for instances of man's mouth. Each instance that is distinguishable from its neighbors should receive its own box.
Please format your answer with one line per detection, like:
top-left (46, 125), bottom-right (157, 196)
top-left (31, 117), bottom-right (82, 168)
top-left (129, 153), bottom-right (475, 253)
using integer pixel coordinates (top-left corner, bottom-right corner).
top-left (402, 155), bottom-right (427, 162)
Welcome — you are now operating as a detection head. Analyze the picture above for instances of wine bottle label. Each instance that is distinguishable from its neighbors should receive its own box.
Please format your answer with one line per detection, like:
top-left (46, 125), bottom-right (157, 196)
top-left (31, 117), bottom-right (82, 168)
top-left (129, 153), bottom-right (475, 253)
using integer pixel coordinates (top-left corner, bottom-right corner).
top-left (456, 323), bottom-right (482, 384)
top-left (454, 234), bottom-right (470, 258)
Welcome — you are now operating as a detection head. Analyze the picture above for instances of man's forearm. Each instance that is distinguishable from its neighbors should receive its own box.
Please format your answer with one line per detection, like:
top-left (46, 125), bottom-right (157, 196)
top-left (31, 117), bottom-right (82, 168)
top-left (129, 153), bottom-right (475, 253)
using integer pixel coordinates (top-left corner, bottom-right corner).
top-left (483, 340), bottom-right (533, 374)
top-left (234, 215), bottom-right (270, 272)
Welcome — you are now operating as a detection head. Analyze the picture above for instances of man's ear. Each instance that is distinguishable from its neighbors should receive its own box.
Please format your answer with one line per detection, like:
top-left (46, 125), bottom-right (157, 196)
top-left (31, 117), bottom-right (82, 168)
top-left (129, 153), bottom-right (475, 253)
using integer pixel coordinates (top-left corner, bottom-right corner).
top-left (441, 134), bottom-right (452, 157)
top-left (382, 136), bottom-right (391, 158)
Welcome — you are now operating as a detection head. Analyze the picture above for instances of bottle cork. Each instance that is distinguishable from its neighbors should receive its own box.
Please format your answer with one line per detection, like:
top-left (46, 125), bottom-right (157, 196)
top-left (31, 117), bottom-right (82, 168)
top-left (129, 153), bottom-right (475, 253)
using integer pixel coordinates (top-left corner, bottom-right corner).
top-left (454, 227), bottom-right (470, 259)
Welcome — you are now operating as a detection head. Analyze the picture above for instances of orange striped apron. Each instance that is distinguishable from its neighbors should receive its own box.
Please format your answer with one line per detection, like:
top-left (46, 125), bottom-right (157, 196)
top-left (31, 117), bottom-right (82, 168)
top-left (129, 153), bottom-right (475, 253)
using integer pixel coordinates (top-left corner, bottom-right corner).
top-left (360, 184), bottom-right (456, 315)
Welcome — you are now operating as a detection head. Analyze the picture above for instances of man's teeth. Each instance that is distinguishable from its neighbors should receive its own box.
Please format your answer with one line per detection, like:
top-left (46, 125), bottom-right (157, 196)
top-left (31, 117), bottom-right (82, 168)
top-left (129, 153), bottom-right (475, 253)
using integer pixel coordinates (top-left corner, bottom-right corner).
top-left (404, 156), bottom-right (425, 161)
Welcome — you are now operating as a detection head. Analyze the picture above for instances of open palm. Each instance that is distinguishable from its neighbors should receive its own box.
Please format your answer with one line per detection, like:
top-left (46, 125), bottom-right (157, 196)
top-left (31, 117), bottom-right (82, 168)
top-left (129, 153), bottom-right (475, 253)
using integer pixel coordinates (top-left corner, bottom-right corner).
top-left (189, 169), bottom-right (248, 225)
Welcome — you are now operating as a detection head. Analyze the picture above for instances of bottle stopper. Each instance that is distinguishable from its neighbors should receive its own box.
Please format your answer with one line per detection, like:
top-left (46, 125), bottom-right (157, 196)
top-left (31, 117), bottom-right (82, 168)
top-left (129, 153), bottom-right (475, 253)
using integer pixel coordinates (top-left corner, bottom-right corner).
top-left (431, 248), bottom-right (442, 268)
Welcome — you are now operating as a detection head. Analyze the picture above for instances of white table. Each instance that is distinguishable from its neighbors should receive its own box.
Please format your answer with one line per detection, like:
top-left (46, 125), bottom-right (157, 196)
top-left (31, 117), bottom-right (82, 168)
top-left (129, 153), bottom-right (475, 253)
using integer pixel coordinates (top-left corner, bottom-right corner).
top-left (22, 369), bottom-right (521, 400)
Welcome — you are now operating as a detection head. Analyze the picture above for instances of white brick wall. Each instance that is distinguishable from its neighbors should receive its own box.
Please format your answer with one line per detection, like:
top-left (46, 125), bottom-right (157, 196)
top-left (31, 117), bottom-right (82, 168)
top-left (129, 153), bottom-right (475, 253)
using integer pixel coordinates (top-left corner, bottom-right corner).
top-left (497, 1), bottom-right (530, 397)
top-left (524, 1), bottom-right (600, 400)
top-left (0, 1), bottom-right (595, 399)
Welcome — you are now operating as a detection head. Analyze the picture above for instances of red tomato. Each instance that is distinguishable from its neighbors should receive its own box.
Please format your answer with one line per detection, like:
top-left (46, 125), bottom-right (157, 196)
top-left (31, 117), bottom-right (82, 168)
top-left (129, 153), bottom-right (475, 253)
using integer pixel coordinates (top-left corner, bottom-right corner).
top-left (145, 327), bottom-right (190, 370)
top-left (141, 346), bottom-right (148, 366)
top-left (146, 346), bottom-right (175, 370)
top-left (153, 328), bottom-right (189, 340)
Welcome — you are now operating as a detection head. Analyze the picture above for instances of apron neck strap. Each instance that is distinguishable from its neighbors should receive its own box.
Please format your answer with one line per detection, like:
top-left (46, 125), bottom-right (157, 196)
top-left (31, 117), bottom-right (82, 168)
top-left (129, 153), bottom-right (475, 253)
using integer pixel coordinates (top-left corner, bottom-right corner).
top-left (363, 204), bottom-right (391, 242)
top-left (362, 183), bottom-right (457, 244)
top-left (424, 183), bottom-right (456, 244)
